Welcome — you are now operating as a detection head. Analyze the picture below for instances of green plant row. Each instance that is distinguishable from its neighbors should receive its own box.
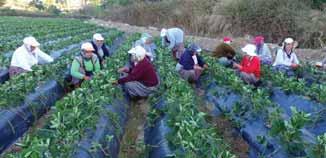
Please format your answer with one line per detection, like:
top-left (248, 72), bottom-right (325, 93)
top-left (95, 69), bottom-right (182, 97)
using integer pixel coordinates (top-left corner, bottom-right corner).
top-left (0, 16), bottom-right (86, 38)
top-left (261, 65), bottom-right (326, 104)
top-left (203, 55), bottom-right (325, 157)
top-left (3, 33), bottom-right (140, 158)
top-left (0, 20), bottom-right (99, 53)
top-left (0, 29), bottom-right (123, 108)
top-left (148, 43), bottom-right (235, 158)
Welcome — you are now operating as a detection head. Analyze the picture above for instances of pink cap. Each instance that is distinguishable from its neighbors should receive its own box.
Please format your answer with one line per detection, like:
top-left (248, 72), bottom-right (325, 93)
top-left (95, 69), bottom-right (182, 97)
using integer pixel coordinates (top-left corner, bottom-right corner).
top-left (254, 36), bottom-right (264, 44)
top-left (223, 37), bottom-right (232, 43)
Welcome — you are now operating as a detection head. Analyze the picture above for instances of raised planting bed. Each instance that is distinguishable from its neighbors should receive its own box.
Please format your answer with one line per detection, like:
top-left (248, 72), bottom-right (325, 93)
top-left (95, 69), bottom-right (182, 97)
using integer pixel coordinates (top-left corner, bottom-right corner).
top-left (72, 100), bottom-right (129, 158)
top-left (143, 43), bottom-right (236, 158)
top-left (0, 32), bottom-right (125, 155)
top-left (1, 33), bottom-right (140, 157)
top-left (0, 28), bottom-right (122, 84)
top-left (0, 80), bottom-right (64, 152)
top-left (203, 55), bottom-right (326, 158)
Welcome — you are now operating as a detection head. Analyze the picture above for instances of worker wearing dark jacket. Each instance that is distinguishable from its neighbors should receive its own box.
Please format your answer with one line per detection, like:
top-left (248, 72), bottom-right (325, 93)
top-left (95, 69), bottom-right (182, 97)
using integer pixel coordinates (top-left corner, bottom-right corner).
top-left (177, 43), bottom-right (208, 95)
top-left (114, 46), bottom-right (159, 98)
top-left (91, 33), bottom-right (110, 68)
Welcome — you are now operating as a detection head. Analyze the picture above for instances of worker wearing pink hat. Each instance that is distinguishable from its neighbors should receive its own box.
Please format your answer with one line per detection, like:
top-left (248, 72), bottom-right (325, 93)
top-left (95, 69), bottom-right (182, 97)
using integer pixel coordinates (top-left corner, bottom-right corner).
top-left (253, 36), bottom-right (272, 65)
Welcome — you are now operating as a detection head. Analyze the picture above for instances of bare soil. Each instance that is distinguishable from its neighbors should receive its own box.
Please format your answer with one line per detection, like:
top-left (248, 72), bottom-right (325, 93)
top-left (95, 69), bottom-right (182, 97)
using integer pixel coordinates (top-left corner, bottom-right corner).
top-left (208, 115), bottom-right (249, 158)
top-left (119, 100), bottom-right (149, 158)
top-left (197, 97), bottom-right (249, 158)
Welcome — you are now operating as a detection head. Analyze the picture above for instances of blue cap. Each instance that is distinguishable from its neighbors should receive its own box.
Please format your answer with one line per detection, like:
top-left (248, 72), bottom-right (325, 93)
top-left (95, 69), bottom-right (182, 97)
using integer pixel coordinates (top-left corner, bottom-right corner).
top-left (188, 43), bottom-right (202, 53)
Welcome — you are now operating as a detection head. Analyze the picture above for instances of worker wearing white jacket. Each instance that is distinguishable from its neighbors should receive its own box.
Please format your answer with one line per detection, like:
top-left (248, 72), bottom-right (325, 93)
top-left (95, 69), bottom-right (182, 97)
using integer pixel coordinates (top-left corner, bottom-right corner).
top-left (9, 36), bottom-right (53, 77)
top-left (273, 37), bottom-right (300, 76)
top-left (161, 27), bottom-right (185, 60)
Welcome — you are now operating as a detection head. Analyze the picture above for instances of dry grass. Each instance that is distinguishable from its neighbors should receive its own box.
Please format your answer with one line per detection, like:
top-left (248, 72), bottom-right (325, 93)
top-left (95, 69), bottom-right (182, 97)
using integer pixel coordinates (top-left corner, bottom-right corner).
top-left (91, 0), bottom-right (230, 37)
top-left (80, 0), bottom-right (326, 48)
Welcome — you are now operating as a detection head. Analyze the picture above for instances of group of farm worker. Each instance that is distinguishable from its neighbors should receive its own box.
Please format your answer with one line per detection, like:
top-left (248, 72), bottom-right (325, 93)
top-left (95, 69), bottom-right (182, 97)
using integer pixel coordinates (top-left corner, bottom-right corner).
top-left (7, 33), bottom-right (159, 99)
top-left (8, 27), bottom-right (326, 99)
top-left (160, 28), bottom-right (325, 91)
top-left (212, 35), bottom-right (301, 85)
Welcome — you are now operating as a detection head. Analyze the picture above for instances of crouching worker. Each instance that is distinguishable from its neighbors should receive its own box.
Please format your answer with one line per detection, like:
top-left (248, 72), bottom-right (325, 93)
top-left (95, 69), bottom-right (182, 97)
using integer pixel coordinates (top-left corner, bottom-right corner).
top-left (66, 42), bottom-right (100, 90)
top-left (273, 37), bottom-right (300, 77)
top-left (176, 44), bottom-right (208, 95)
top-left (233, 44), bottom-right (261, 86)
top-left (113, 46), bottom-right (159, 99)
top-left (254, 36), bottom-right (272, 65)
top-left (212, 37), bottom-right (236, 68)
top-left (134, 33), bottom-right (157, 62)
top-left (160, 27), bottom-right (185, 60)
top-left (9, 36), bottom-right (53, 77)
top-left (91, 33), bottom-right (110, 69)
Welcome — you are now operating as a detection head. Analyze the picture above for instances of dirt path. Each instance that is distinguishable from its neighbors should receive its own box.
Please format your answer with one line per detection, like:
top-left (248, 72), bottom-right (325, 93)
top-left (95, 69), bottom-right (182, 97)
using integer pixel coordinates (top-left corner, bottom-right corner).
top-left (119, 100), bottom-right (149, 158)
top-left (197, 96), bottom-right (249, 158)
top-left (88, 19), bottom-right (326, 63)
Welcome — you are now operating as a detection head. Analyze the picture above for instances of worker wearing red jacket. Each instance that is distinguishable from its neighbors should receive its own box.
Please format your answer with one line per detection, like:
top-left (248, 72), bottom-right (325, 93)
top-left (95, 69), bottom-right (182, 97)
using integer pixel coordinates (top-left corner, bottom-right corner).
top-left (233, 44), bottom-right (261, 85)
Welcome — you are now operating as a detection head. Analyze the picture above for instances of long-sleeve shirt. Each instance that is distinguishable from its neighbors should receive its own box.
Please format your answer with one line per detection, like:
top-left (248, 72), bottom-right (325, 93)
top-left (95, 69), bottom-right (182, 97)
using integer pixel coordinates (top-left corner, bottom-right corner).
top-left (10, 45), bottom-right (53, 71)
top-left (70, 57), bottom-right (100, 79)
top-left (240, 56), bottom-right (261, 79)
top-left (212, 43), bottom-right (236, 59)
top-left (91, 41), bottom-right (110, 60)
top-left (118, 58), bottom-right (158, 87)
top-left (162, 28), bottom-right (184, 50)
top-left (273, 49), bottom-right (299, 67)
top-left (134, 39), bottom-right (157, 61)
top-left (179, 50), bottom-right (205, 70)
top-left (256, 43), bottom-right (272, 61)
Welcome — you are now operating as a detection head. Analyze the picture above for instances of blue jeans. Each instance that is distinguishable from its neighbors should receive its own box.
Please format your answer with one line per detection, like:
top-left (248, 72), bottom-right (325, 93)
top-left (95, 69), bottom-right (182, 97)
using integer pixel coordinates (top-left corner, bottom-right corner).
top-left (273, 65), bottom-right (295, 77)
top-left (217, 57), bottom-right (233, 68)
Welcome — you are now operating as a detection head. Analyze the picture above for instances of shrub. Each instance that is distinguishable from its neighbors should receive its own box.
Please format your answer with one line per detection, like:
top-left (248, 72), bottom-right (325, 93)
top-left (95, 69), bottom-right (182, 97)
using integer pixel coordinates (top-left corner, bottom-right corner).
top-left (222, 0), bottom-right (310, 42)
top-left (29, 0), bottom-right (45, 11)
top-left (47, 5), bottom-right (61, 15)
top-left (311, 0), bottom-right (326, 10)
top-left (0, 0), bottom-right (5, 7)
top-left (89, 0), bottom-right (325, 48)
top-left (100, 0), bottom-right (229, 36)
top-left (102, 0), bottom-right (131, 7)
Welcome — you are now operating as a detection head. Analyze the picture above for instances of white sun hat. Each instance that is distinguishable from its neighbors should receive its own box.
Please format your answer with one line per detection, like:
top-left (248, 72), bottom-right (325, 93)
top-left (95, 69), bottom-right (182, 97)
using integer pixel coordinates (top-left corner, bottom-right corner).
top-left (128, 47), bottom-right (137, 54)
top-left (128, 46), bottom-right (147, 60)
top-left (23, 36), bottom-right (40, 47)
top-left (284, 37), bottom-right (294, 44)
top-left (93, 33), bottom-right (104, 41)
top-left (81, 42), bottom-right (95, 51)
top-left (316, 61), bottom-right (323, 67)
top-left (242, 44), bottom-right (257, 56)
top-left (160, 28), bottom-right (167, 37)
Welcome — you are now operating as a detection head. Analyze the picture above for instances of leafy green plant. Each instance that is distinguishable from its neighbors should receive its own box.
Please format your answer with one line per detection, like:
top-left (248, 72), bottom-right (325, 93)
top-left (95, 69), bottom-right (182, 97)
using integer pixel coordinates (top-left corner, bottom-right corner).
top-left (203, 54), bottom-right (321, 156)
top-left (0, 27), bottom-right (121, 108)
top-left (308, 84), bottom-right (326, 103)
top-left (4, 33), bottom-right (139, 158)
top-left (150, 42), bottom-right (236, 157)
top-left (269, 106), bottom-right (311, 155)
top-left (250, 88), bottom-right (273, 115)
top-left (261, 64), bottom-right (326, 104)
top-left (309, 133), bottom-right (326, 158)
